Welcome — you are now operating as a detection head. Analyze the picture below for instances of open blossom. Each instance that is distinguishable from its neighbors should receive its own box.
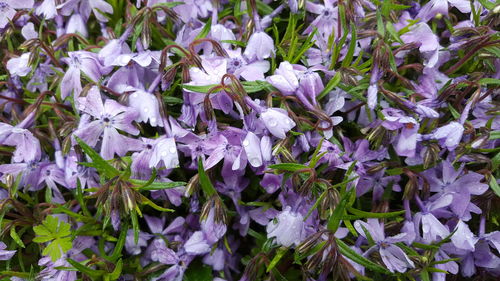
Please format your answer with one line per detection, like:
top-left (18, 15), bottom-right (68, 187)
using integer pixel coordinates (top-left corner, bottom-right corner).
top-left (73, 86), bottom-right (141, 159)
top-left (0, 242), bottom-right (16, 260)
top-left (267, 206), bottom-right (305, 247)
top-left (259, 108), bottom-right (296, 139)
top-left (60, 51), bottom-right (107, 99)
top-left (354, 219), bottom-right (415, 273)
top-left (416, 0), bottom-right (471, 22)
top-left (0, 0), bottom-right (34, 29)
top-left (244, 31), bottom-right (274, 61)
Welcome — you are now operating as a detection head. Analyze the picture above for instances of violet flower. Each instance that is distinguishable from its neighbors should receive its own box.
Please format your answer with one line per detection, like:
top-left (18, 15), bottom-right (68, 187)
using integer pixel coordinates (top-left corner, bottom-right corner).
top-left (0, 241), bottom-right (16, 260)
top-left (354, 219), bottom-right (415, 273)
top-left (0, 0), bottom-right (33, 29)
top-left (267, 206), bottom-right (305, 247)
top-left (73, 86), bottom-right (141, 159)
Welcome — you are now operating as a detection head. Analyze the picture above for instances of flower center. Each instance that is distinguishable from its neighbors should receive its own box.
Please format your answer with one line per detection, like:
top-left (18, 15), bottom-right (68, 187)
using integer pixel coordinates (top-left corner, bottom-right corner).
top-left (101, 116), bottom-right (113, 127)
top-left (228, 58), bottom-right (245, 73)
top-left (0, 2), bottom-right (9, 12)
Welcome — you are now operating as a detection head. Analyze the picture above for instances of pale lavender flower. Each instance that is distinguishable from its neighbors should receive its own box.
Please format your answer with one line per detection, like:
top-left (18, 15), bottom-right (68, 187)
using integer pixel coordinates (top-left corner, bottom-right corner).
top-left (226, 48), bottom-right (269, 81)
top-left (259, 108), bottom-right (296, 139)
top-left (21, 22), bottom-right (37, 39)
top-left (244, 31), bottom-right (274, 61)
top-left (266, 61), bottom-right (299, 95)
top-left (428, 121), bottom-right (464, 151)
top-left (6, 53), bottom-right (31, 77)
top-left (242, 132), bottom-right (263, 168)
top-left (381, 108), bottom-right (420, 157)
top-left (354, 219), bottom-right (415, 273)
top-left (149, 137), bottom-right (180, 170)
top-left (128, 90), bottom-right (162, 127)
top-left (73, 86), bottom-right (141, 159)
top-left (451, 220), bottom-right (478, 251)
top-left (35, 0), bottom-right (56, 19)
top-left (0, 242), bottom-right (16, 260)
top-left (304, 0), bottom-right (338, 37)
top-left (0, 0), bottom-right (34, 29)
top-left (267, 206), bottom-right (305, 247)
top-left (400, 23), bottom-right (441, 67)
top-left (416, 0), bottom-right (471, 22)
top-left (60, 51), bottom-right (107, 99)
top-left (414, 194), bottom-right (453, 243)
top-left (57, 0), bottom-right (113, 22)
top-left (0, 113), bottom-right (41, 163)
top-left (66, 13), bottom-right (88, 37)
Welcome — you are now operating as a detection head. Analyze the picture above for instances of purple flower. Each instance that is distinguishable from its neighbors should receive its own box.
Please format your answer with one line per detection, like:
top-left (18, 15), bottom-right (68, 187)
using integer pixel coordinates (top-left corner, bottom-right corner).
top-left (400, 23), bottom-right (441, 67)
top-left (414, 194), bottom-right (453, 243)
top-left (35, 0), bottom-right (56, 19)
top-left (266, 206), bottom-right (305, 247)
top-left (266, 61), bottom-right (299, 95)
top-left (226, 48), bottom-right (269, 81)
top-left (6, 53), bottom-right (31, 77)
top-left (128, 90), bottom-right (163, 127)
top-left (0, 241), bottom-right (16, 260)
top-left (416, 0), bottom-right (471, 22)
top-left (381, 108), bottom-right (420, 157)
top-left (57, 0), bottom-right (113, 22)
top-left (259, 108), bottom-right (296, 139)
top-left (73, 86), bottom-right (141, 160)
top-left (354, 219), bottom-right (415, 273)
top-left (244, 31), bottom-right (274, 61)
top-left (60, 51), bottom-right (107, 99)
top-left (427, 121), bottom-right (464, 151)
top-left (451, 220), bottom-right (478, 251)
top-left (242, 132), bottom-right (263, 168)
top-left (0, 0), bottom-right (33, 29)
top-left (0, 114), bottom-right (41, 163)
top-left (149, 137), bottom-right (180, 170)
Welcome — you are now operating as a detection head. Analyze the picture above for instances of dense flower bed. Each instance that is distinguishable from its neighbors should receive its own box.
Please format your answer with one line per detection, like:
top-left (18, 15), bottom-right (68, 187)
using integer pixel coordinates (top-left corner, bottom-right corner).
top-left (0, 0), bottom-right (499, 280)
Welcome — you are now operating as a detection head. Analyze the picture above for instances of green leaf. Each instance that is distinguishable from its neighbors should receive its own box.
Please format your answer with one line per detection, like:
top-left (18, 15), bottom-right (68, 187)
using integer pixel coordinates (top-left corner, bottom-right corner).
top-left (109, 224), bottom-right (128, 261)
top-left (336, 239), bottom-right (392, 274)
top-left (140, 194), bottom-right (174, 212)
top-left (479, 78), bottom-right (500, 86)
top-left (269, 163), bottom-right (309, 172)
top-left (490, 131), bottom-right (500, 140)
top-left (327, 188), bottom-right (354, 232)
top-left (195, 20), bottom-right (212, 40)
top-left (341, 23), bottom-right (357, 67)
top-left (267, 247), bottom-right (288, 272)
top-left (347, 207), bottom-right (405, 219)
top-left (198, 158), bottom-right (217, 197)
top-left (67, 258), bottom-right (105, 279)
top-left (33, 216), bottom-right (73, 261)
top-left (131, 210), bottom-right (139, 244)
top-left (10, 227), bottom-right (25, 248)
top-left (42, 237), bottom-right (73, 261)
top-left (220, 40), bottom-right (247, 47)
top-left (75, 136), bottom-right (120, 179)
top-left (477, 0), bottom-right (496, 10)
top-left (317, 72), bottom-right (341, 100)
top-left (488, 175), bottom-right (500, 197)
top-left (106, 259), bottom-right (123, 280)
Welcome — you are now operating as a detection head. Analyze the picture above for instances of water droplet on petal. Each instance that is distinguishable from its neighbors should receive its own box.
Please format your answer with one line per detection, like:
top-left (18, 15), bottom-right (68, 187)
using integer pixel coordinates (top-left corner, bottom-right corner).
top-left (161, 151), bottom-right (168, 157)
top-left (242, 140), bottom-right (250, 147)
top-left (169, 147), bottom-right (176, 153)
top-left (143, 108), bottom-right (149, 113)
top-left (249, 158), bottom-right (261, 167)
top-left (268, 119), bottom-right (277, 127)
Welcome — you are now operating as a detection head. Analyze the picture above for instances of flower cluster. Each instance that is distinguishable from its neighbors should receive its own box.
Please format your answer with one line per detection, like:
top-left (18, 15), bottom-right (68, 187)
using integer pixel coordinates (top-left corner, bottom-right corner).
top-left (0, 0), bottom-right (499, 280)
